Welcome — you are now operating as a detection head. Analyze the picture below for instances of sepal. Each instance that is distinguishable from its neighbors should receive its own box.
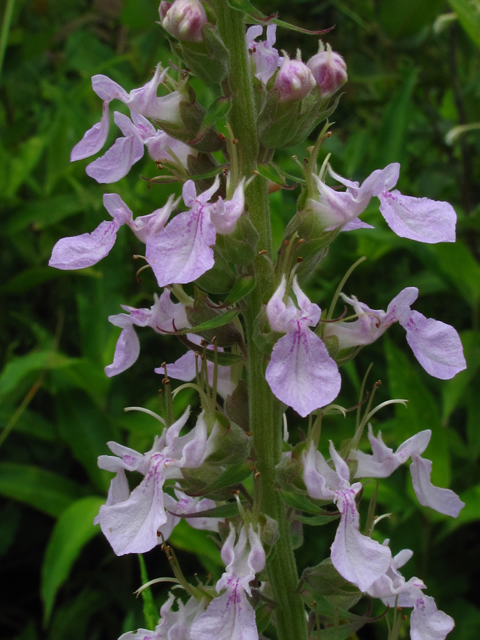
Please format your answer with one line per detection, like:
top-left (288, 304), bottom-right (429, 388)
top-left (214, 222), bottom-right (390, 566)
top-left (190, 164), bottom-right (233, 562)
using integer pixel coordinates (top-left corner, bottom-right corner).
top-left (186, 287), bottom-right (243, 347)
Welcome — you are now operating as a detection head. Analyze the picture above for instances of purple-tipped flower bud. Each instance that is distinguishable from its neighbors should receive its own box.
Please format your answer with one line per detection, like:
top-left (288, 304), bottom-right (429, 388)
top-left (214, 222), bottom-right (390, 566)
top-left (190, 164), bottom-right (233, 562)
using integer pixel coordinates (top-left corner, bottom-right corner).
top-left (161, 0), bottom-right (207, 43)
top-left (274, 51), bottom-right (316, 102)
top-left (307, 42), bottom-right (347, 98)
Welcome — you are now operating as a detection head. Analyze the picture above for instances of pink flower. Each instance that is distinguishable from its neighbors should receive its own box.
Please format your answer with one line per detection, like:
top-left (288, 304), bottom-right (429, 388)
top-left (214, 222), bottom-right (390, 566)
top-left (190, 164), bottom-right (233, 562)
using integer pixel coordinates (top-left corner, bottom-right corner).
top-left (265, 276), bottom-right (341, 417)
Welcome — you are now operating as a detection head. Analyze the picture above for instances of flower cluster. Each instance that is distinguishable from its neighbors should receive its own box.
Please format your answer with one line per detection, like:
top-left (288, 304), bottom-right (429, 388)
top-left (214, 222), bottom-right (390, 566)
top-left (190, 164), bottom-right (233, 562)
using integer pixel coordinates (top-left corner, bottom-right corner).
top-left (48, 3), bottom-right (467, 639)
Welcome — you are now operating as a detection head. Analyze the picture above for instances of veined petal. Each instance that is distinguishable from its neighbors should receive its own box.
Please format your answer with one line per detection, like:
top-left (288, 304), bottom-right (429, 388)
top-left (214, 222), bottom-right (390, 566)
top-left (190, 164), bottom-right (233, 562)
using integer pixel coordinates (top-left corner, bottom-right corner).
top-left (97, 456), bottom-right (167, 555)
top-left (411, 596), bottom-right (455, 640)
top-left (379, 190), bottom-right (456, 243)
top-left (402, 310), bottom-right (466, 379)
top-left (92, 74), bottom-right (129, 102)
top-left (358, 163), bottom-right (400, 198)
top-left (303, 444), bottom-right (337, 500)
top-left (146, 208), bottom-right (216, 287)
top-left (190, 584), bottom-right (258, 640)
top-left (49, 219), bottom-right (120, 270)
top-left (104, 324), bottom-right (140, 377)
top-left (155, 351), bottom-right (197, 380)
top-left (410, 454), bottom-right (464, 517)
top-left (103, 193), bottom-right (134, 226)
top-left (86, 134), bottom-right (145, 184)
top-left (210, 179), bottom-right (245, 235)
top-left (266, 276), bottom-right (290, 333)
top-left (331, 489), bottom-right (391, 592)
top-left (71, 102), bottom-right (110, 161)
top-left (266, 326), bottom-right (341, 417)
top-left (292, 276), bottom-right (321, 326)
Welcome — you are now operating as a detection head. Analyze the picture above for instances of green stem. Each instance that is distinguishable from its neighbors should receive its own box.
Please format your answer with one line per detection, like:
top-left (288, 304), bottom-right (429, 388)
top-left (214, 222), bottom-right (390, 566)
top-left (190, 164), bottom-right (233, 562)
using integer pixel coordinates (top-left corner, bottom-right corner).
top-left (0, 0), bottom-right (15, 84)
top-left (213, 3), bottom-right (308, 640)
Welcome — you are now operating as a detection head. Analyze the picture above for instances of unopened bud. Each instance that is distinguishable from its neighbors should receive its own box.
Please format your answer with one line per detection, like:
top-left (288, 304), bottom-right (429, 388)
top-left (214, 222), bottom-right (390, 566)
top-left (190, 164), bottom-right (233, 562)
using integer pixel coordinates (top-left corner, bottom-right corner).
top-left (161, 0), bottom-right (207, 43)
top-left (307, 42), bottom-right (347, 98)
top-left (274, 52), bottom-right (316, 102)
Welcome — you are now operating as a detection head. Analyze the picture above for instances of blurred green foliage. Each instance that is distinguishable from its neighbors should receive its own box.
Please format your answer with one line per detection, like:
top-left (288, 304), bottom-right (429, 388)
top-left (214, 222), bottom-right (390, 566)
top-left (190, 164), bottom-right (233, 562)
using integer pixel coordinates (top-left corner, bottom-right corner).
top-left (1, 0), bottom-right (479, 638)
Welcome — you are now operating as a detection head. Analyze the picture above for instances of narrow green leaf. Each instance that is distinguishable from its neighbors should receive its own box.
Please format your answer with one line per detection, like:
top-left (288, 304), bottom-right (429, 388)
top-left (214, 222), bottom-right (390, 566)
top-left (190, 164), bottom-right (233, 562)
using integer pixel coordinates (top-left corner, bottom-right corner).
top-left (227, 0), bottom-right (333, 35)
top-left (189, 462), bottom-right (252, 496)
top-left (0, 463), bottom-right (85, 517)
top-left (281, 491), bottom-right (328, 514)
top-left (41, 496), bottom-right (104, 625)
top-left (188, 164), bottom-right (230, 181)
top-left (426, 242), bottom-right (480, 306)
top-left (442, 331), bottom-right (480, 420)
top-left (447, 0), bottom-right (480, 48)
top-left (221, 275), bottom-right (256, 306)
top-left (256, 163), bottom-right (287, 187)
top-left (138, 555), bottom-right (158, 631)
top-left (177, 335), bottom-right (245, 366)
top-left (294, 513), bottom-right (340, 526)
top-left (0, 351), bottom-right (78, 401)
top-left (169, 519), bottom-right (223, 572)
top-left (171, 501), bottom-right (240, 520)
top-left (0, 407), bottom-right (56, 442)
top-left (176, 308), bottom-right (241, 335)
top-left (202, 96), bottom-right (231, 129)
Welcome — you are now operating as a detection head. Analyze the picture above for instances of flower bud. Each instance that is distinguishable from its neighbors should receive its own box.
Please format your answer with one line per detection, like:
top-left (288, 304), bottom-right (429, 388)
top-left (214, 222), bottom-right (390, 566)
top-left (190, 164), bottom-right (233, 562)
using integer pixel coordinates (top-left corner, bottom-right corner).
top-left (161, 0), bottom-right (207, 43)
top-left (274, 52), bottom-right (316, 102)
top-left (307, 42), bottom-right (347, 98)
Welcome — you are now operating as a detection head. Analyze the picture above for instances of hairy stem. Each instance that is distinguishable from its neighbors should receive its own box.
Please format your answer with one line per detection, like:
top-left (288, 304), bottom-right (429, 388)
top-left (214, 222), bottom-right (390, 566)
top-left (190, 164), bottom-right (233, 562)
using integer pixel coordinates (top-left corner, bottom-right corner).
top-left (213, 3), bottom-right (308, 639)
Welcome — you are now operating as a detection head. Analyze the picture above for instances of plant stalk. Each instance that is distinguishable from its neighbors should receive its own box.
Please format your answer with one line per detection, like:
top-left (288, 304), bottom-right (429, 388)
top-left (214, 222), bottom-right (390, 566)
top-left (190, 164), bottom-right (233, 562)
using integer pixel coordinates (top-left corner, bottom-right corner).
top-left (213, 3), bottom-right (308, 639)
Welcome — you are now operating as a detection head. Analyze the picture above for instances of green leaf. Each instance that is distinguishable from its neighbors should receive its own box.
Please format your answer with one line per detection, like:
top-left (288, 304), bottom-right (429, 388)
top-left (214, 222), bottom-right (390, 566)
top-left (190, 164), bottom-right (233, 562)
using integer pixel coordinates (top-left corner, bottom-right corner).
top-left (169, 519), bottom-right (222, 573)
top-left (0, 407), bottom-right (56, 441)
top-left (447, 0), bottom-right (480, 48)
top-left (373, 69), bottom-right (418, 167)
top-left (41, 496), bottom-right (104, 625)
top-left (4, 136), bottom-right (46, 199)
top-left (202, 96), bottom-right (231, 130)
top-left (172, 501), bottom-right (240, 520)
top-left (426, 242), bottom-right (480, 306)
top-left (221, 275), bottom-right (256, 306)
top-left (0, 463), bottom-right (85, 517)
top-left (6, 194), bottom-right (93, 235)
top-left (138, 555), bottom-right (158, 631)
top-left (56, 391), bottom-right (114, 492)
top-left (188, 462), bottom-right (252, 496)
top-left (177, 308), bottom-right (241, 335)
top-left (294, 512), bottom-right (340, 526)
top-left (177, 335), bottom-right (245, 366)
top-left (442, 331), bottom-right (480, 420)
top-left (0, 350), bottom-right (78, 402)
top-left (281, 491), bottom-right (329, 515)
top-left (385, 339), bottom-right (450, 487)
top-left (226, 0), bottom-right (333, 35)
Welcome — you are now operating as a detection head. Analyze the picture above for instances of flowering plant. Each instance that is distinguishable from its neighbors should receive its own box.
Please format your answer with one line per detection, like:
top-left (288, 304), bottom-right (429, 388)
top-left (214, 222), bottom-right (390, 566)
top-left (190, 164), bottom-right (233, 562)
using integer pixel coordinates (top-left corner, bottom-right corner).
top-left (46, 2), bottom-right (469, 639)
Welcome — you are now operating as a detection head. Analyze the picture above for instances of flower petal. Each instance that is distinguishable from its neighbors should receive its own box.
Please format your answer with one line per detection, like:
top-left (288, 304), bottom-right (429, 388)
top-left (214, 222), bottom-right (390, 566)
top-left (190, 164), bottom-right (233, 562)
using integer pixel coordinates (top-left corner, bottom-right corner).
top-left (190, 584), bottom-right (259, 640)
top-left (104, 324), bottom-right (140, 378)
top-left (92, 75), bottom-right (130, 102)
top-left (86, 134), bottom-right (144, 183)
top-left (410, 454), bottom-right (464, 517)
top-left (331, 489), bottom-right (391, 592)
top-left (146, 208), bottom-right (216, 287)
top-left (411, 596), bottom-right (455, 640)
top-left (49, 220), bottom-right (120, 270)
top-left (402, 310), bottom-right (466, 379)
top-left (71, 102), bottom-right (110, 161)
top-left (97, 457), bottom-right (167, 555)
top-left (379, 190), bottom-right (456, 243)
top-left (266, 326), bottom-right (341, 417)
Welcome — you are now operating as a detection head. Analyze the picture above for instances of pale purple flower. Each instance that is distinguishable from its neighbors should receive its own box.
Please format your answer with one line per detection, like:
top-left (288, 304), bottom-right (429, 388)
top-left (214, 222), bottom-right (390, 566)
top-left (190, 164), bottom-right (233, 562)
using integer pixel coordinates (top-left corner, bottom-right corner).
top-left (265, 276), bottom-right (341, 417)
top-left (411, 595), bottom-right (455, 640)
top-left (246, 24), bottom-right (283, 84)
top-left (306, 42), bottom-right (348, 98)
top-left (308, 163), bottom-right (457, 243)
top-left (146, 177), bottom-right (245, 287)
top-left (323, 287), bottom-right (466, 380)
top-left (105, 290), bottom-right (190, 377)
top-left (367, 543), bottom-right (426, 602)
top-left (161, 0), bottom-right (207, 42)
top-left (367, 547), bottom-right (454, 640)
top-left (119, 592), bottom-right (206, 640)
top-left (49, 193), bottom-right (176, 271)
top-left (83, 111), bottom-right (196, 184)
top-left (303, 441), bottom-right (391, 591)
top-left (274, 52), bottom-right (316, 102)
top-left (350, 425), bottom-right (464, 518)
top-left (96, 408), bottom-right (213, 555)
top-left (155, 333), bottom-right (236, 399)
top-left (168, 487), bottom-right (223, 532)
top-left (190, 524), bottom-right (265, 640)
top-left (71, 64), bottom-right (186, 169)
